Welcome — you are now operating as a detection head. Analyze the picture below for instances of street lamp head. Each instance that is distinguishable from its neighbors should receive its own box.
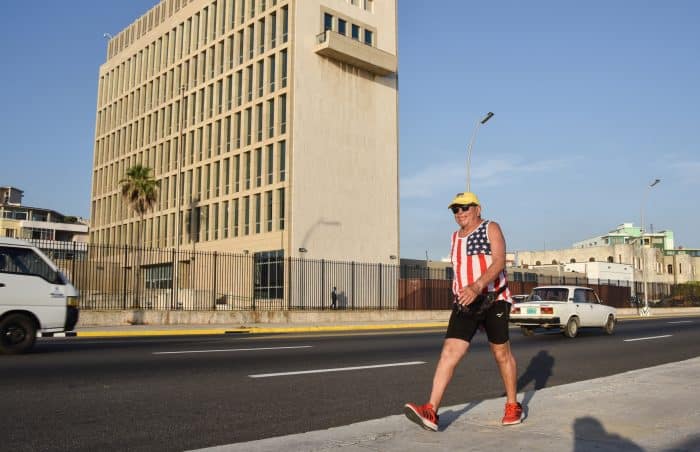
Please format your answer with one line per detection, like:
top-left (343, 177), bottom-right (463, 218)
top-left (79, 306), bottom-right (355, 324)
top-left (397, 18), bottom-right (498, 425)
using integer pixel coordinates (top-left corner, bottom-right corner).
top-left (466, 112), bottom-right (495, 191)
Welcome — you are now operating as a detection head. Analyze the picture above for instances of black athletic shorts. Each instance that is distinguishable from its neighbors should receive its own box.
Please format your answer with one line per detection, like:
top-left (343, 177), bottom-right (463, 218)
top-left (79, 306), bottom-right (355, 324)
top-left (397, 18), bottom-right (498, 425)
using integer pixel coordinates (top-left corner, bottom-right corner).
top-left (445, 300), bottom-right (511, 344)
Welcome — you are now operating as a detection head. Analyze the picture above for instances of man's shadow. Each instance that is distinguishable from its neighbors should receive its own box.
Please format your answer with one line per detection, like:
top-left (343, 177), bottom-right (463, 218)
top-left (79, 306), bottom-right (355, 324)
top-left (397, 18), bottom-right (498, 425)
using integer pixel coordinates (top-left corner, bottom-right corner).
top-left (516, 350), bottom-right (555, 420)
top-left (574, 417), bottom-right (643, 451)
top-left (439, 350), bottom-right (554, 430)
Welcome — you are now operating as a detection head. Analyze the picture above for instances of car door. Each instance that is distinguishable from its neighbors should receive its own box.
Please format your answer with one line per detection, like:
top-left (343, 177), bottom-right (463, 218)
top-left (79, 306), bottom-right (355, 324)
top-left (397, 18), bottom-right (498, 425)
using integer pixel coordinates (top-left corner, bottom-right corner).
top-left (587, 290), bottom-right (610, 325)
top-left (573, 288), bottom-right (595, 326)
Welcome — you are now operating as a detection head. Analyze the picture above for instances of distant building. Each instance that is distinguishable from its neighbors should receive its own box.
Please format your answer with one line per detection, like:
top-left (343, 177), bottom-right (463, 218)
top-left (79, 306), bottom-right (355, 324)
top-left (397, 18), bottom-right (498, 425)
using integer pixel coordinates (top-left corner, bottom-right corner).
top-left (517, 223), bottom-right (699, 286)
top-left (573, 222), bottom-right (674, 251)
top-left (0, 186), bottom-right (89, 259)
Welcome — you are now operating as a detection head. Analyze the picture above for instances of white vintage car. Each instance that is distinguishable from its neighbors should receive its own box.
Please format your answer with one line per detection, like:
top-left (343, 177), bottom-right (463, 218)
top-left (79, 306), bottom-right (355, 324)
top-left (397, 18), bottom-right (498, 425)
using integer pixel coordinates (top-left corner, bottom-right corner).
top-left (509, 285), bottom-right (616, 338)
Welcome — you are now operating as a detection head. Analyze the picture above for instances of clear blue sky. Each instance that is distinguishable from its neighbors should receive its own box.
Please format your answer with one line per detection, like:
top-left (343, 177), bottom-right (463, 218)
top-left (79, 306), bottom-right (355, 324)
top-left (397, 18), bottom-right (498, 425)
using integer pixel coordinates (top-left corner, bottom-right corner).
top-left (1, 1), bottom-right (698, 259)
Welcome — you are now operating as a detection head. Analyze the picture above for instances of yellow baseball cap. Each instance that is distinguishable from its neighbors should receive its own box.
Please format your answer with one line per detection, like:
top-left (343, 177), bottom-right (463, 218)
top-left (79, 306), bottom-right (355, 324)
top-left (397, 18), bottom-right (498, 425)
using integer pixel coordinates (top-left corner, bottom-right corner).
top-left (448, 192), bottom-right (481, 208)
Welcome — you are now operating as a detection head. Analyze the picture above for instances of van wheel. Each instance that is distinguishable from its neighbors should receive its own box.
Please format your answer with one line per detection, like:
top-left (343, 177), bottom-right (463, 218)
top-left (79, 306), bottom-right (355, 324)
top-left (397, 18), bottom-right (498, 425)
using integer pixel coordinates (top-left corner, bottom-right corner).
top-left (0, 314), bottom-right (37, 354)
top-left (563, 317), bottom-right (579, 338)
top-left (604, 315), bottom-right (615, 335)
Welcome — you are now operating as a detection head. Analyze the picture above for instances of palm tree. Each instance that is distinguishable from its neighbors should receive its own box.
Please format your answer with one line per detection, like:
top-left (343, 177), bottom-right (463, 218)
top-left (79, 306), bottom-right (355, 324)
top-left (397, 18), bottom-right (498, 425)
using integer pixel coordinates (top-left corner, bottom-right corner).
top-left (119, 164), bottom-right (159, 307)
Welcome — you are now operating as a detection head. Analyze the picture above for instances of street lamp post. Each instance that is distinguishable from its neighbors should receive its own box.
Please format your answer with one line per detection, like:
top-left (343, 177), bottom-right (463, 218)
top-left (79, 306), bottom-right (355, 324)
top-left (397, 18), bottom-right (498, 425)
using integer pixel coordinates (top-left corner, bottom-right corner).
top-left (172, 85), bottom-right (186, 308)
top-left (466, 112), bottom-right (494, 192)
top-left (639, 178), bottom-right (661, 316)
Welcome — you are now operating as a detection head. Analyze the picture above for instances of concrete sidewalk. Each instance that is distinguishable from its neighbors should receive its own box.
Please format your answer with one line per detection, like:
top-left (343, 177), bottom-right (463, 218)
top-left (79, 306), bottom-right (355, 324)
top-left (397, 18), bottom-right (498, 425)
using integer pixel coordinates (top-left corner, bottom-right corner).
top-left (194, 357), bottom-right (700, 452)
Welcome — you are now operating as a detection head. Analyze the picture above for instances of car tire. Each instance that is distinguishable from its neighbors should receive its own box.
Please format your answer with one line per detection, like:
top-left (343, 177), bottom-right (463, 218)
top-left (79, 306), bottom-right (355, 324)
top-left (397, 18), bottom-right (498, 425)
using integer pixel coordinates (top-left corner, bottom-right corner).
top-left (563, 316), bottom-right (579, 338)
top-left (604, 315), bottom-right (615, 335)
top-left (520, 326), bottom-right (535, 337)
top-left (0, 313), bottom-right (37, 354)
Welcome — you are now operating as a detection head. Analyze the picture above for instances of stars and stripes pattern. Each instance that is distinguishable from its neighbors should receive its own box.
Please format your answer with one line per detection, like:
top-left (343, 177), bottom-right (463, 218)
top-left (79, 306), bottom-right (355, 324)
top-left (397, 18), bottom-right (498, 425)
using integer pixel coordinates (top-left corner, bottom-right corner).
top-left (450, 220), bottom-right (511, 302)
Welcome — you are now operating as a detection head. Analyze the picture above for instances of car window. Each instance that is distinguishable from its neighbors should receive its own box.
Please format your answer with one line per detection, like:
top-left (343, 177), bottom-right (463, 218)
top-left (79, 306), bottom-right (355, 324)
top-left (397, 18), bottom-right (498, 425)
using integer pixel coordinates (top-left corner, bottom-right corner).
top-left (573, 289), bottom-right (588, 303)
top-left (531, 288), bottom-right (568, 301)
top-left (586, 290), bottom-right (600, 303)
top-left (0, 246), bottom-right (59, 284)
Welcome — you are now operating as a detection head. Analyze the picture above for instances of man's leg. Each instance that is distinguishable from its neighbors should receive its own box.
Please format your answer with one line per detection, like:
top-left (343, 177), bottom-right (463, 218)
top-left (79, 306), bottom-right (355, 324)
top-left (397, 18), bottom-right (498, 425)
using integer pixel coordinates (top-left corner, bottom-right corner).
top-left (490, 341), bottom-right (517, 403)
top-left (404, 338), bottom-right (469, 431)
top-left (429, 338), bottom-right (469, 409)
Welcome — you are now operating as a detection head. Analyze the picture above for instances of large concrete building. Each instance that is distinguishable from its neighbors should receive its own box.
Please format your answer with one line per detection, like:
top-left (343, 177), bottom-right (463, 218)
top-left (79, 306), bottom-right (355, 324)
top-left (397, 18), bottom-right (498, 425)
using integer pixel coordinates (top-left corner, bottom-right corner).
top-left (90, 0), bottom-right (398, 266)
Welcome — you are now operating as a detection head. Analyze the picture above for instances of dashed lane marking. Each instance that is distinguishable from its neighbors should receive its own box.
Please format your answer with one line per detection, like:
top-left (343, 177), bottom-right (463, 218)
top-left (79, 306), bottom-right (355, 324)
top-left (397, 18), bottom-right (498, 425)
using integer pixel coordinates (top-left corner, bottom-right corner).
top-left (249, 361), bottom-right (426, 378)
top-left (624, 335), bottom-right (672, 342)
top-left (153, 345), bottom-right (312, 355)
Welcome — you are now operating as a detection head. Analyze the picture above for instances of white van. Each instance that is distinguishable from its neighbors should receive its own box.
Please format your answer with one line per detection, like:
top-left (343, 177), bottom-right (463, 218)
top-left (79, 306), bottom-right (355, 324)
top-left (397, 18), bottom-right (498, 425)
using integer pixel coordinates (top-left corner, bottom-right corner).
top-left (0, 238), bottom-right (79, 354)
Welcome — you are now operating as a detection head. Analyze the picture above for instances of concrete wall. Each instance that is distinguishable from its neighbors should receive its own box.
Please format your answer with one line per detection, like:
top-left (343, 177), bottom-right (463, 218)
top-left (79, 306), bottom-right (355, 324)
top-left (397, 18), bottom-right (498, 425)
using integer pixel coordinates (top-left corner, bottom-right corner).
top-left (77, 307), bottom-right (700, 326)
top-left (288, 0), bottom-right (398, 263)
top-left (78, 308), bottom-right (451, 326)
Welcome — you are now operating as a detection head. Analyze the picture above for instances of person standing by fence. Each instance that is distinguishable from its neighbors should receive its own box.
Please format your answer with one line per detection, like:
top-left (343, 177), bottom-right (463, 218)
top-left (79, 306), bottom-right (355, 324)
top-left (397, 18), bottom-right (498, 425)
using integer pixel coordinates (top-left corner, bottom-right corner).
top-left (404, 192), bottom-right (522, 431)
top-left (331, 286), bottom-right (338, 309)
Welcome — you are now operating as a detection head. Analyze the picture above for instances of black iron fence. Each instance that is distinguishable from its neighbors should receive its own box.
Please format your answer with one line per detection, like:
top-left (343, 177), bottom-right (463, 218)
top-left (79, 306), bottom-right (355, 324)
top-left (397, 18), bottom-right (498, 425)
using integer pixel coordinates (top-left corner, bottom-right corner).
top-left (33, 240), bottom-right (399, 311)
top-left (29, 240), bottom-right (690, 311)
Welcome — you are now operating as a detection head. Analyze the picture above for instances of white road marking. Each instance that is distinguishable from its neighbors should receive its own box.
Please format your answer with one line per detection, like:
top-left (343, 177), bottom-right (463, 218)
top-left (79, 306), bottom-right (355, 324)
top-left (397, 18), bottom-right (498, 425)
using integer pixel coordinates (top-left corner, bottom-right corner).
top-left (249, 361), bottom-right (426, 378)
top-left (668, 320), bottom-right (693, 324)
top-left (154, 345), bottom-right (312, 355)
top-left (624, 335), bottom-right (672, 342)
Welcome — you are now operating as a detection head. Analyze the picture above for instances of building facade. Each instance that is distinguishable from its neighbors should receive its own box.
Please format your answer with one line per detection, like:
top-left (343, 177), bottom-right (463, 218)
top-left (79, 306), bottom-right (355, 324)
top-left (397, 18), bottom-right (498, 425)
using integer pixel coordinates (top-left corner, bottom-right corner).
top-left (90, 0), bottom-right (398, 266)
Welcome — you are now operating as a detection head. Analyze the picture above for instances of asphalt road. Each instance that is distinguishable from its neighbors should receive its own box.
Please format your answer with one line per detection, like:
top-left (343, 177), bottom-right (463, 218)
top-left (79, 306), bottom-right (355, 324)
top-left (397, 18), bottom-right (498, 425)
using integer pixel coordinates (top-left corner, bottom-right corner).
top-left (1, 317), bottom-right (699, 451)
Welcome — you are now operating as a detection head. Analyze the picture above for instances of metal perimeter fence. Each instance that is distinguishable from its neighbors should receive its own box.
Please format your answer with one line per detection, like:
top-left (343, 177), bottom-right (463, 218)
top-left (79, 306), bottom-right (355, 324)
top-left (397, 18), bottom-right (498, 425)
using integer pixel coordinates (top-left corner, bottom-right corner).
top-left (31, 240), bottom-right (690, 311)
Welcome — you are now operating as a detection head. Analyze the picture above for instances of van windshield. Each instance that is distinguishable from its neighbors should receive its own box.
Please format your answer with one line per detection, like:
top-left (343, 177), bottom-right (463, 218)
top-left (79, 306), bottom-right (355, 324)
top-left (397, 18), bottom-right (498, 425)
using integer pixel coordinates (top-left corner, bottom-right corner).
top-left (530, 288), bottom-right (569, 302)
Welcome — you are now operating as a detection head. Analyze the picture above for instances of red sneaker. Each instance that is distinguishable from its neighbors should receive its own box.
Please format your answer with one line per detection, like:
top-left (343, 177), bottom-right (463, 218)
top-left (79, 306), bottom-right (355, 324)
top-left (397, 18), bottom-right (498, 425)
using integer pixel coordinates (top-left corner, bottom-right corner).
top-left (502, 402), bottom-right (523, 425)
top-left (404, 402), bottom-right (439, 431)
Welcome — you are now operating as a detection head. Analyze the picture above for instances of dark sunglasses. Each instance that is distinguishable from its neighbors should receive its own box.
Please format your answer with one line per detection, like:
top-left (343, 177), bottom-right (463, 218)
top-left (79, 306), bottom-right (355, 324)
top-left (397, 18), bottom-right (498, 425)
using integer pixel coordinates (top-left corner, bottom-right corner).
top-left (451, 204), bottom-right (477, 214)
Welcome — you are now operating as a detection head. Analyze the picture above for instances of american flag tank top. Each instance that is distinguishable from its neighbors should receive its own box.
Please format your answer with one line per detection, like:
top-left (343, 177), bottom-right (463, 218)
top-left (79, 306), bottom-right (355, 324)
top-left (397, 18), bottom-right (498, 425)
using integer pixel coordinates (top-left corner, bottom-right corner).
top-left (450, 220), bottom-right (512, 302)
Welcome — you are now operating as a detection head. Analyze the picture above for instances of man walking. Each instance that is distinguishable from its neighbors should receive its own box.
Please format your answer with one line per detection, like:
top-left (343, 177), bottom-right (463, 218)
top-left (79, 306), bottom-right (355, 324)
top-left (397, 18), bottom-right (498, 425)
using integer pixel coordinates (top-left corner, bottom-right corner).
top-left (404, 192), bottom-right (521, 431)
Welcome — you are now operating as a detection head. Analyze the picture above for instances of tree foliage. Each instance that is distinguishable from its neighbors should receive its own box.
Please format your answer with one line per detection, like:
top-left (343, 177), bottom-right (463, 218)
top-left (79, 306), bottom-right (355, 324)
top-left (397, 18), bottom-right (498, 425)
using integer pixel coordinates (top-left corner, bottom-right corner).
top-left (119, 164), bottom-right (159, 218)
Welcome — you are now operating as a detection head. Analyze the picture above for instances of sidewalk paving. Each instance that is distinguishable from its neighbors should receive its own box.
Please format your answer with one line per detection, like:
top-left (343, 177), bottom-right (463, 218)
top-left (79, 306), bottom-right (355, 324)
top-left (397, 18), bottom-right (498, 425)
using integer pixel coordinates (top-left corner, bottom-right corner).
top-left (193, 356), bottom-right (700, 452)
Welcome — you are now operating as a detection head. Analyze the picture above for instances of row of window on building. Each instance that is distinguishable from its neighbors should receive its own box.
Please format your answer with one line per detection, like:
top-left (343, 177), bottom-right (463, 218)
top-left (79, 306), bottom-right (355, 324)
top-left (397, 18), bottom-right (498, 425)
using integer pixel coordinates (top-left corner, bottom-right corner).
top-left (107, 0), bottom-right (287, 76)
top-left (1, 210), bottom-right (49, 221)
top-left (528, 257), bottom-right (695, 276)
top-left (323, 12), bottom-right (374, 46)
top-left (94, 137), bottom-right (286, 227)
top-left (92, 187), bottom-right (286, 248)
top-left (97, 37), bottom-right (289, 139)
top-left (94, 90), bottom-right (287, 191)
top-left (1, 228), bottom-right (54, 241)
